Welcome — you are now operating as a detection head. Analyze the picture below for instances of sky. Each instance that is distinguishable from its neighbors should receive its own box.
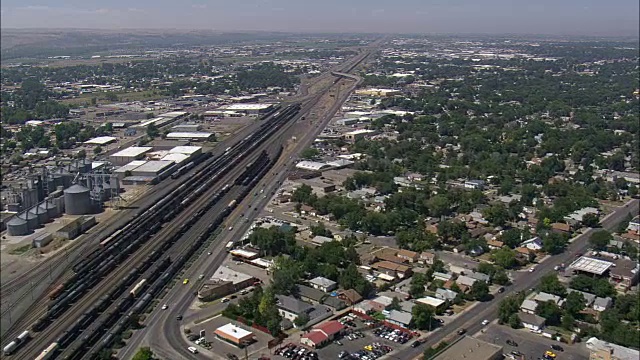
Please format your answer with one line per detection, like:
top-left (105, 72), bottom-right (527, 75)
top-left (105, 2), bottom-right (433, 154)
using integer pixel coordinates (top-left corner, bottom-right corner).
top-left (1, 0), bottom-right (638, 36)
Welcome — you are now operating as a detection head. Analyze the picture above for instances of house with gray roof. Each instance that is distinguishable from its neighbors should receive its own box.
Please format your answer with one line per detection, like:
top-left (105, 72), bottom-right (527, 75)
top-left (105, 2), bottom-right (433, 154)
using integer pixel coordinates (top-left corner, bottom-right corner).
top-left (298, 284), bottom-right (326, 304)
top-left (533, 292), bottom-right (564, 306)
top-left (433, 272), bottom-right (453, 282)
top-left (567, 289), bottom-right (596, 306)
top-left (593, 297), bottom-right (613, 312)
top-left (518, 312), bottom-right (546, 331)
top-left (309, 276), bottom-right (338, 292)
top-left (385, 310), bottom-right (413, 328)
top-left (435, 288), bottom-right (458, 302)
top-left (467, 271), bottom-right (491, 283)
top-left (520, 299), bottom-right (538, 314)
top-left (456, 275), bottom-right (477, 287)
top-left (322, 296), bottom-right (346, 311)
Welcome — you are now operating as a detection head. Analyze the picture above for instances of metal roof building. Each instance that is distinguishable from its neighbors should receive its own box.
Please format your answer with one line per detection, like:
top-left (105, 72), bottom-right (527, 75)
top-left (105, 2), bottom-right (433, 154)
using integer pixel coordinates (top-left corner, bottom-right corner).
top-left (110, 146), bottom-right (153, 166)
top-left (433, 336), bottom-right (503, 360)
top-left (131, 160), bottom-right (175, 177)
top-left (569, 256), bottom-right (614, 276)
top-left (295, 161), bottom-right (331, 171)
top-left (214, 323), bottom-right (255, 346)
top-left (165, 132), bottom-right (215, 141)
top-left (84, 136), bottom-right (117, 145)
top-left (161, 153), bottom-right (190, 165)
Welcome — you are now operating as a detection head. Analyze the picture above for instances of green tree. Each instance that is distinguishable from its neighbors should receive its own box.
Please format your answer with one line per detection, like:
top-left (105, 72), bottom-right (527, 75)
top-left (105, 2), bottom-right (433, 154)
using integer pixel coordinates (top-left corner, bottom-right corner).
top-left (498, 293), bottom-right (524, 324)
top-left (582, 213), bottom-right (600, 227)
top-left (492, 268), bottom-right (510, 285)
top-left (483, 203), bottom-right (509, 227)
top-left (300, 147), bottom-right (320, 160)
top-left (411, 303), bottom-right (435, 330)
top-left (542, 232), bottom-right (568, 255)
top-left (469, 281), bottom-right (490, 302)
top-left (271, 256), bottom-right (302, 295)
top-left (491, 247), bottom-right (517, 269)
top-left (564, 291), bottom-right (585, 316)
top-left (589, 230), bottom-right (612, 251)
top-left (294, 313), bottom-right (310, 328)
top-left (132, 347), bottom-right (153, 360)
top-left (561, 314), bottom-right (575, 330)
top-left (147, 123), bottom-right (159, 138)
top-left (535, 301), bottom-right (562, 326)
top-left (538, 274), bottom-right (567, 297)
top-left (94, 145), bottom-right (103, 155)
top-left (390, 297), bottom-right (402, 311)
top-left (427, 194), bottom-right (451, 217)
top-left (508, 313), bottom-right (522, 329)
top-left (409, 273), bottom-right (427, 298)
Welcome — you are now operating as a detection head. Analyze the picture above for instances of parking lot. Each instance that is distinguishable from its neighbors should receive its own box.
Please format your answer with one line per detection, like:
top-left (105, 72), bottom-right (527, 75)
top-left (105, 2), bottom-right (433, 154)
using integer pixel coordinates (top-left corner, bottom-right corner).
top-left (476, 324), bottom-right (590, 360)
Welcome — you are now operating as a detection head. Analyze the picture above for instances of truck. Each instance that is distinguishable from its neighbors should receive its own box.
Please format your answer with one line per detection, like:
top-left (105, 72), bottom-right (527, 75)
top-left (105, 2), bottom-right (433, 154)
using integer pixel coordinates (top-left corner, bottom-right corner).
top-left (225, 241), bottom-right (234, 251)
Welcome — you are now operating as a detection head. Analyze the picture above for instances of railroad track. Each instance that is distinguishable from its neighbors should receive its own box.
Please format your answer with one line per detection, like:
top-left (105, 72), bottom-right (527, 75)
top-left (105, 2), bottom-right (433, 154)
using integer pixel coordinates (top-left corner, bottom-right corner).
top-left (12, 106), bottom-right (301, 359)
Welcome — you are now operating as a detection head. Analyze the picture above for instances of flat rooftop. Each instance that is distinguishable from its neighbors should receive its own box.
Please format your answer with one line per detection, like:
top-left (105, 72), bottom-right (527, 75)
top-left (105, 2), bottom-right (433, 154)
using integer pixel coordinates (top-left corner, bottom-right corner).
top-left (211, 266), bottom-right (253, 285)
top-left (222, 103), bottom-right (274, 110)
top-left (166, 132), bottom-right (214, 139)
top-left (433, 336), bottom-right (503, 360)
top-left (132, 160), bottom-right (174, 173)
top-left (114, 160), bottom-right (147, 173)
top-left (216, 323), bottom-right (253, 338)
top-left (569, 256), bottom-right (614, 276)
top-left (84, 136), bottom-right (117, 145)
top-left (110, 146), bottom-right (153, 158)
top-left (169, 146), bottom-right (202, 155)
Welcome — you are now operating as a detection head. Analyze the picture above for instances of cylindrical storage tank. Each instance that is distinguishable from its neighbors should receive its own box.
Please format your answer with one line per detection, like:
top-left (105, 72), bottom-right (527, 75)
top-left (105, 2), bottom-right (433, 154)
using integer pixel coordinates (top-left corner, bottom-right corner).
top-left (102, 182), bottom-right (112, 201)
top-left (29, 206), bottom-right (49, 225)
top-left (18, 212), bottom-right (38, 231)
top-left (7, 217), bottom-right (30, 236)
top-left (52, 174), bottom-right (63, 189)
top-left (44, 200), bottom-right (60, 218)
top-left (64, 184), bottom-right (92, 215)
top-left (53, 196), bottom-right (65, 213)
top-left (80, 159), bottom-right (92, 173)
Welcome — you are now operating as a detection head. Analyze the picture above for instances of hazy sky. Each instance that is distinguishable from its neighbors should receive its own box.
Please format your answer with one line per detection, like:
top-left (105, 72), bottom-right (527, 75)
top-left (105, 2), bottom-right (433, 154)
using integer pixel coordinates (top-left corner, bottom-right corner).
top-left (1, 0), bottom-right (638, 36)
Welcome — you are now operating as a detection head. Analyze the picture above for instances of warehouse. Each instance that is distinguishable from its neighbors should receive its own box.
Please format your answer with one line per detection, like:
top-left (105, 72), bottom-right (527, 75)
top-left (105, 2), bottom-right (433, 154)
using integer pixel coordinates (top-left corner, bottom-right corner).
top-left (131, 160), bottom-right (175, 178)
top-left (169, 146), bottom-right (202, 160)
top-left (161, 153), bottom-right (189, 165)
top-left (84, 136), bottom-right (117, 146)
top-left (165, 132), bottom-right (215, 141)
top-left (114, 161), bottom-right (147, 179)
top-left (214, 323), bottom-right (256, 347)
top-left (197, 266), bottom-right (257, 301)
top-left (343, 129), bottom-right (376, 143)
top-left (433, 336), bottom-right (503, 360)
top-left (219, 103), bottom-right (275, 115)
top-left (109, 146), bottom-right (153, 166)
top-left (295, 161), bottom-right (331, 172)
top-left (171, 124), bottom-right (201, 132)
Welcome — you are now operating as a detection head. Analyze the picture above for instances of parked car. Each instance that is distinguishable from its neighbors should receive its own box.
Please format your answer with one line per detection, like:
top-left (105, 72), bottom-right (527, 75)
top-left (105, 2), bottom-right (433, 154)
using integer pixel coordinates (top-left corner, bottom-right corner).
top-left (506, 339), bottom-right (518, 346)
top-left (457, 328), bottom-right (467, 335)
top-left (550, 344), bottom-right (564, 352)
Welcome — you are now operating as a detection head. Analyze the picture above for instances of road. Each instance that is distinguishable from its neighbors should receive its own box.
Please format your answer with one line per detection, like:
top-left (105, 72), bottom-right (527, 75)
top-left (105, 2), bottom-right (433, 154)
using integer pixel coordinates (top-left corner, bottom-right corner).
top-left (392, 198), bottom-right (639, 360)
top-left (119, 49), bottom-right (370, 360)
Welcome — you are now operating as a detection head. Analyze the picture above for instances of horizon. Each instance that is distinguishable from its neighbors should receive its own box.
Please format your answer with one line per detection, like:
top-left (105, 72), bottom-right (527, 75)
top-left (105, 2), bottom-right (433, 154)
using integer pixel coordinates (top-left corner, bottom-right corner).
top-left (1, 0), bottom-right (638, 37)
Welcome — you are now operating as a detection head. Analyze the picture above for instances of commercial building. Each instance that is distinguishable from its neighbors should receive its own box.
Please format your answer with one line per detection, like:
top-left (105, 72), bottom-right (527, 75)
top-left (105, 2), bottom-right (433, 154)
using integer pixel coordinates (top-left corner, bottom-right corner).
top-left (109, 146), bottom-right (153, 166)
top-left (296, 178), bottom-right (336, 196)
top-left (355, 88), bottom-right (401, 97)
top-left (219, 103), bottom-right (275, 114)
top-left (131, 160), bottom-right (175, 178)
top-left (214, 323), bottom-right (255, 347)
top-left (300, 320), bottom-right (345, 349)
top-left (432, 336), bottom-right (503, 360)
top-left (295, 161), bottom-right (331, 172)
top-left (343, 129), bottom-right (376, 143)
top-left (586, 337), bottom-right (640, 360)
top-left (415, 296), bottom-right (447, 312)
top-left (165, 132), bottom-right (215, 141)
top-left (168, 145), bottom-right (202, 160)
top-left (609, 258), bottom-right (640, 288)
top-left (569, 257), bottom-right (614, 277)
top-left (160, 153), bottom-right (190, 165)
top-left (84, 136), bottom-right (117, 146)
top-left (197, 266), bottom-right (257, 301)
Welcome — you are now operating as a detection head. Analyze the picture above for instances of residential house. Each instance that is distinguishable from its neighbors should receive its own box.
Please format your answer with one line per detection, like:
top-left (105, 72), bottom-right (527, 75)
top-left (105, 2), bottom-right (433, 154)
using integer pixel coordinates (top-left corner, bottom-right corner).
top-left (448, 265), bottom-right (467, 275)
top-left (433, 272), bottom-right (453, 282)
top-left (298, 285), bottom-right (326, 304)
top-left (520, 299), bottom-right (538, 314)
top-left (300, 320), bottom-right (345, 348)
top-left (419, 251), bottom-right (436, 265)
top-left (353, 301), bottom-right (376, 315)
top-left (522, 237), bottom-right (543, 251)
top-left (464, 180), bottom-right (486, 190)
top-left (533, 292), bottom-right (564, 306)
top-left (567, 289), bottom-right (596, 307)
top-left (309, 276), bottom-right (338, 292)
top-left (435, 288), bottom-right (458, 303)
top-left (518, 312), bottom-right (546, 331)
top-left (370, 296), bottom-right (394, 311)
top-left (385, 310), bottom-right (413, 328)
top-left (371, 261), bottom-right (412, 279)
top-left (551, 222), bottom-right (571, 234)
top-left (593, 297), bottom-right (613, 312)
top-left (397, 249), bottom-right (419, 263)
top-left (456, 275), bottom-right (477, 288)
top-left (467, 271), bottom-right (491, 283)
top-left (487, 239), bottom-right (504, 250)
top-left (627, 215), bottom-right (640, 233)
top-left (337, 289), bottom-right (362, 306)
top-left (311, 235), bottom-right (335, 245)
top-left (322, 296), bottom-right (346, 311)
top-left (276, 295), bottom-right (314, 324)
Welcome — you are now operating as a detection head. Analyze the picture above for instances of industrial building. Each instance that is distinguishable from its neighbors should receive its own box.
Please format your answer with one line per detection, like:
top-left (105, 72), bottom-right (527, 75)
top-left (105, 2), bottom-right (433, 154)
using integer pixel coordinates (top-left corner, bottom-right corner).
top-left (56, 216), bottom-right (96, 240)
top-left (64, 184), bottom-right (93, 215)
top-left (130, 160), bottom-right (175, 178)
top-left (432, 336), bottom-right (503, 360)
top-left (355, 88), bottom-right (401, 97)
top-left (343, 129), bottom-right (376, 143)
top-left (171, 124), bottom-right (201, 132)
top-left (113, 160), bottom-right (147, 180)
top-left (168, 146), bottom-right (202, 160)
top-left (214, 323), bottom-right (255, 347)
top-left (219, 103), bottom-right (275, 114)
top-left (586, 337), bottom-right (639, 360)
top-left (109, 147), bottom-right (153, 166)
top-left (84, 136), bottom-right (117, 146)
top-left (165, 132), bottom-right (215, 141)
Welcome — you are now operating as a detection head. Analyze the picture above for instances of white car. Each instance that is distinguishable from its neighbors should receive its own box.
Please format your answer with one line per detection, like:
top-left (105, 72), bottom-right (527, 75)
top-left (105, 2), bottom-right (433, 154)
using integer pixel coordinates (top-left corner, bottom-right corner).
top-left (221, 297), bottom-right (230, 303)
top-left (162, 304), bottom-right (168, 310)
top-left (528, 267), bottom-right (535, 272)
top-left (481, 319), bottom-right (489, 326)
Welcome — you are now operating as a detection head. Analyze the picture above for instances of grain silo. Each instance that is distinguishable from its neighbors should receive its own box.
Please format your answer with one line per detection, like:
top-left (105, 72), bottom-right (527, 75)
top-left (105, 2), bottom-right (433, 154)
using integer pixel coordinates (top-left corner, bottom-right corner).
top-left (28, 205), bottom-right (49, 225)
top-left (18, 211), bottom-right (38, 231)
top-left (6, 216), bottom-right (30, 236)
top-left (64, 184), bottom-right (92, 215)
top-left (43, 200), bottom-right (61, 218)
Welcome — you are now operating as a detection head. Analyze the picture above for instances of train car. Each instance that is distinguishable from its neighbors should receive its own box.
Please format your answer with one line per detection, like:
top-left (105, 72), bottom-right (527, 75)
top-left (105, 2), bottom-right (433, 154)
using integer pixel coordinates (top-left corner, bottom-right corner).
top-left (34, 342), bottom-right (59, 360)
top-left (228, 200), bottom-right (237, 208)
top-left (47, 284), bottom-right (65, 301)
top-left (1, 330), bottom-right (29, 356)
top-left (99, 229), bottom-right (123, 248)
top-left (130, 279), bottom-right (147, 297)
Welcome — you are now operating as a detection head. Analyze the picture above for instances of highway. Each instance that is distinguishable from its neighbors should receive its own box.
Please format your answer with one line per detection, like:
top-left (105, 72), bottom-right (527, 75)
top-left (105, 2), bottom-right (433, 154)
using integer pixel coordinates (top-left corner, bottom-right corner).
top-left (392, 198), bottom-right (640, 360)
top-left (118, 46), bottom-right (371, 360)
